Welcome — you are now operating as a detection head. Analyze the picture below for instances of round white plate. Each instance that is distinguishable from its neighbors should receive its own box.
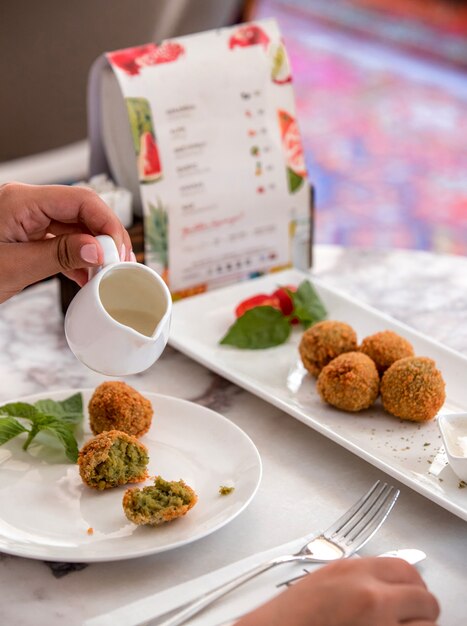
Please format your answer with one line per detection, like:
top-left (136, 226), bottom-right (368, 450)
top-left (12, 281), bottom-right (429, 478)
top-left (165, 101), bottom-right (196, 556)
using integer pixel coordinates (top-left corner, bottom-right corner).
top-left (0, 390), bottom-right (262, 562)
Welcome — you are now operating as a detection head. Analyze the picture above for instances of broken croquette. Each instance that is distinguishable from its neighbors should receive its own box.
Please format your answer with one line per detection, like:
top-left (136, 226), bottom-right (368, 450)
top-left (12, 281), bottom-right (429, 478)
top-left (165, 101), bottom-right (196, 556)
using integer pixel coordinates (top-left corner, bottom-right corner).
top-left (317, 352), bottom-right (379, 412)
top-left (299, 320), bottom-right (358, 377)
top-left (78, 430), bottom-right (149, 490)
top-left (123, 476), bottom-right (198, 526)
top-left (359, 330), bottom-right (414, 374)
top-left (380, 356), bottom-right (446, 422)
top-left (88, 381), bottom-right (153, 437)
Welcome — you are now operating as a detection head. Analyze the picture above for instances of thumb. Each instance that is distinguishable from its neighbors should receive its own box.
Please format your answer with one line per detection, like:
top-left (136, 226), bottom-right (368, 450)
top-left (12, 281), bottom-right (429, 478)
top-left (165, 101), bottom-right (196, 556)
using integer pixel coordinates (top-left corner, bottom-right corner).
top-left (52, 233), bottom-right (106, 272)
top-left (0, 234), bottom-right (106, 302)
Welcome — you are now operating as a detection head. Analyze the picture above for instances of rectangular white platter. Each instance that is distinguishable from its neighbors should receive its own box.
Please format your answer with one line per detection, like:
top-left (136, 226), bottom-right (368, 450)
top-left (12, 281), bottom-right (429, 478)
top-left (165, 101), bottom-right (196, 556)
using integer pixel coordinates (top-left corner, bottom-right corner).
top-left (169, 268), bottom-right (467, 521)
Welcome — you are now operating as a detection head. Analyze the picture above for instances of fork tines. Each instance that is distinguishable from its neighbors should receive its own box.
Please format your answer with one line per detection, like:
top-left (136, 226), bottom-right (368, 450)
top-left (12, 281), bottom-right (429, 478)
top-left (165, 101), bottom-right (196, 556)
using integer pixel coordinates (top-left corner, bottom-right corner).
top-left (325, 480), bottom-right (399, 553)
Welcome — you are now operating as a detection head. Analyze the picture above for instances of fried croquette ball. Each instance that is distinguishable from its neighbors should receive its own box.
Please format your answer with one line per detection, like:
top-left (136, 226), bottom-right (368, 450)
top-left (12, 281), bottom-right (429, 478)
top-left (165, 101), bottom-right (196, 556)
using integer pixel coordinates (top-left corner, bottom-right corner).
top-left (359, 330), bottom-right (414, 374)
top-left (380, 356), bottom-right (445, 422)
top-left (88, 381), bottom-right (153, 437)
top-left (78, 430), bottom-right (149, 490)
top-left (123, 476), bottom-right (198, 526)
top-left (299, 320), bottom-right (358, 377)
top-left (317, 352), bottom-right (379, 412)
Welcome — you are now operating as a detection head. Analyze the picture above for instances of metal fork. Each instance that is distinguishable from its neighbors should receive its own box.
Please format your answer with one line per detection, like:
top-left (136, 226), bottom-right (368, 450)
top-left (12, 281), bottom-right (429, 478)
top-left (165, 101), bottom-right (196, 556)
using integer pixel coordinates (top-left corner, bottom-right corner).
top-left (156, 480), bottom-right (399, 626)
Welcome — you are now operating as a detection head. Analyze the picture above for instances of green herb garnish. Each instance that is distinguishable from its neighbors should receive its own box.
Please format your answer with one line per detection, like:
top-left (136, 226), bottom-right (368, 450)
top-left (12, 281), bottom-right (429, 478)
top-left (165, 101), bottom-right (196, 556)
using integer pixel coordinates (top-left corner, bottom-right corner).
top-left (288, 280), bottom-right (327, 329)
top-left (220, 306), bottom-right (291, 349)
top-left (219, 485), bottom-right (235, 496)
top-left (0, 393), bottom-right (83, 462)
top-left (220, 279), bottom-right (327, 349)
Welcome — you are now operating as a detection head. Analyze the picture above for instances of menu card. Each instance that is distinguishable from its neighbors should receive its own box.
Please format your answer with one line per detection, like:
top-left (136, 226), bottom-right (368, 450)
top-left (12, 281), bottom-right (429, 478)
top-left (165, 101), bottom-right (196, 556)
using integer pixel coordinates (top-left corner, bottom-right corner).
top-left (89, 19), bottom-right (312, 298)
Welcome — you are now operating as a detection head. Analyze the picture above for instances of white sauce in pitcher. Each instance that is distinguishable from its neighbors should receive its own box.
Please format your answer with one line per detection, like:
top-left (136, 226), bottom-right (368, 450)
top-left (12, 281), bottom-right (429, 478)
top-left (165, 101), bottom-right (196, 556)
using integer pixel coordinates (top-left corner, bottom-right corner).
top-left (107, 308), bottom-right (158, 337)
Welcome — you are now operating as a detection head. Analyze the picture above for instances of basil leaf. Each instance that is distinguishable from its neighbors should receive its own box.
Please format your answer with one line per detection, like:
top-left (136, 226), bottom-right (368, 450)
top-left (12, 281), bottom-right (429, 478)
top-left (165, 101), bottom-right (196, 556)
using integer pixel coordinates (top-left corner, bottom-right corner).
top-left (220, 306), bottom-right (291, 349)
top-left (290, 280), bottom-right (327, 328)
top-left (0, 393), bottom-right (83, 463)
top-left (33, 400), bottom-right (63, 417)
top-left (35, 393), bottom-right (83, 424)
top-left (32, 414), bottom-right (59, 427)
top-left (39, 420), bottom-right (79, 463)
top-left (0, 417), bottom-right (28, 445)
top-left (0, 402), bottom-right (41, 421)
top-left (58, 393), bottom-right (83, 416)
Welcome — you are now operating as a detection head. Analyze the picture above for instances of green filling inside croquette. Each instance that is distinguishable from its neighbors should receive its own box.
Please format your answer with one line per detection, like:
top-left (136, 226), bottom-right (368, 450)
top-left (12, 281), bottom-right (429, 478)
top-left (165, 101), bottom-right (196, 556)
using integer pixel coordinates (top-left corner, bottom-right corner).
top-left (91, 439), bottom-right (148, 488)
top-left (129, 477), bottom-right (192, 514)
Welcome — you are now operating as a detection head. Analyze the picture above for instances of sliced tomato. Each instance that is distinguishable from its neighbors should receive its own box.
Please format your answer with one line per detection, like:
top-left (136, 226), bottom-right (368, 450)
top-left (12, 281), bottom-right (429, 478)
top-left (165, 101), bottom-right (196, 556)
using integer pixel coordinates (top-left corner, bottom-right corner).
top-left (271, 285), bottom-right (300, 324)
top-left (235, 294), bottom-right (281, 318)
top-left (271, 286), bottom-right (295, 315)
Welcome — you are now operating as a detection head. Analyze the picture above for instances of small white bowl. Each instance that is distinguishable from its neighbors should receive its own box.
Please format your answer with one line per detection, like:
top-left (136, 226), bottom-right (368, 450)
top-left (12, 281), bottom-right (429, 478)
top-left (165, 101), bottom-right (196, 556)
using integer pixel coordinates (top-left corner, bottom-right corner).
top-left (438, 413), bottom-right (467, 482)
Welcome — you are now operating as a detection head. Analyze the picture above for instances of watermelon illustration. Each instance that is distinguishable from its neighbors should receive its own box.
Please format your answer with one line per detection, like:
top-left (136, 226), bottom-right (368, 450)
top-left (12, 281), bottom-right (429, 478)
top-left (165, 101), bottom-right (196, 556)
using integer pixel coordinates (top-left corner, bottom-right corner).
top-left (229, 24), bottom-right (270, 50)
top-left (126, 98), bottom-right (162, 184)
top-left (108, 42), bottom-right (184, 76)
top-left (278, 110), bottom-right (306, 193)
top-left (138, 132), bottom-right (162, 183)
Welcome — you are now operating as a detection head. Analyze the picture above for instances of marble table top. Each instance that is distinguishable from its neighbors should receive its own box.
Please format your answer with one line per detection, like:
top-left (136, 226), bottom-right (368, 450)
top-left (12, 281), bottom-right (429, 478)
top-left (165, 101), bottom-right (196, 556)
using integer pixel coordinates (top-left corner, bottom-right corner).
top-left (0, 244), bottom-right (466, 626)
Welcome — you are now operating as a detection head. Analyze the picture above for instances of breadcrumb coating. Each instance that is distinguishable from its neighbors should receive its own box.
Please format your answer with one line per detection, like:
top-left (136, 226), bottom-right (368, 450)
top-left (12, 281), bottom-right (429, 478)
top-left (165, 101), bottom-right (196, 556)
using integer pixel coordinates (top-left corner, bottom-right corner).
top-left (123, 476), bottom-right (198, 526)
top-left (88, 381), bottom-right (153, 437)
top-left (317, 352), bottom-right (379, 412)
top-left (299, 320), bottom-right (358, 377)
top-left (380, 356), bottom-right (445, 422)
top-left (78, 430), bottom-right (149, 490)
top-left (359, 330), bottom-right (414, 374)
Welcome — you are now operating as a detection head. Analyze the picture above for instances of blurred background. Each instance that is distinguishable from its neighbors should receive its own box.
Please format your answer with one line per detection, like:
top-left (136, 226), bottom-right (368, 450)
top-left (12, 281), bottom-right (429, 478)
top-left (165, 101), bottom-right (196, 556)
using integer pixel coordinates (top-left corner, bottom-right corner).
top-left (1, 0), bottom-right (466, 255)
top-left (255, 0), bottom-right (467, 256)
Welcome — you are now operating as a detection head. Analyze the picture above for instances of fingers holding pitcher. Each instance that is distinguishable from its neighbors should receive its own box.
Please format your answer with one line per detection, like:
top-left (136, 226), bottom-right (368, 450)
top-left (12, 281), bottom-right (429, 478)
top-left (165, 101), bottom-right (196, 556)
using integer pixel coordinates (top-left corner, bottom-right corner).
top-left (0, 183), bottom-right (133, 300)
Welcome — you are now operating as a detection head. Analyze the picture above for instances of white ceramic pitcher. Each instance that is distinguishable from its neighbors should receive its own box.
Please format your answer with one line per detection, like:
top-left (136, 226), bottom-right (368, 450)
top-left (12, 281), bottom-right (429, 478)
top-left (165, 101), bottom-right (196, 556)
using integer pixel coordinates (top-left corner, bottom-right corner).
top-left (64, 235), bottom-right (172, 375)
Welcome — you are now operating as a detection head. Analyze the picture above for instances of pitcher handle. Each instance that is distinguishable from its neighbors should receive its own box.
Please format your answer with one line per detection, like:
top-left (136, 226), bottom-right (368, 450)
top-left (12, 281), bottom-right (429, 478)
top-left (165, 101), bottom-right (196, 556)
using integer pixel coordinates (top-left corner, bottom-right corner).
top-left (88, 235), bottom-right (121, 280)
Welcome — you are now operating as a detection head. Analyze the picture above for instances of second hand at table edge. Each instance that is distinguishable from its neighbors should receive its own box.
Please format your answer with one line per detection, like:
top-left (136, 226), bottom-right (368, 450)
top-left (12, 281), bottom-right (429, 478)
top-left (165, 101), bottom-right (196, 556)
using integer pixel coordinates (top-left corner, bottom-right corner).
top-left (209, 549), bottom-right (427, 626)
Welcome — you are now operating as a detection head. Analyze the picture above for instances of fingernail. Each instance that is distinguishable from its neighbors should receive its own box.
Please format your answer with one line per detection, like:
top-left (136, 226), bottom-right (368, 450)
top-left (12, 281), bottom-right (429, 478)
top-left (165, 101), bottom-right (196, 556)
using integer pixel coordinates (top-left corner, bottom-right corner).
top-left (130, 251), bottom-right (137, 262)
top-left (120, 244), bottom-right (126, 261)
top-left (80, 244), bottom-right (98, 264)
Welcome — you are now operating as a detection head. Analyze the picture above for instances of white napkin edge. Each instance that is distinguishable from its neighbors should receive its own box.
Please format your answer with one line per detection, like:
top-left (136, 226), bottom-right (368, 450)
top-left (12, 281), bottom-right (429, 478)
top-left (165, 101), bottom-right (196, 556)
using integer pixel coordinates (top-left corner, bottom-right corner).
top-left (84, 533), bottom-right (320, 626)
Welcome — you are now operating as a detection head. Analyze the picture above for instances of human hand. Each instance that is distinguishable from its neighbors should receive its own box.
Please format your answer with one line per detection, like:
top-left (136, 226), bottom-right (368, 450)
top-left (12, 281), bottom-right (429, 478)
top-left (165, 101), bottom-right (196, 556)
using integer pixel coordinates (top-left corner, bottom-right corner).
top-left (235, 557), bottom-right (440, 626)
top-left (0, 182), bottom-right (133, 303)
